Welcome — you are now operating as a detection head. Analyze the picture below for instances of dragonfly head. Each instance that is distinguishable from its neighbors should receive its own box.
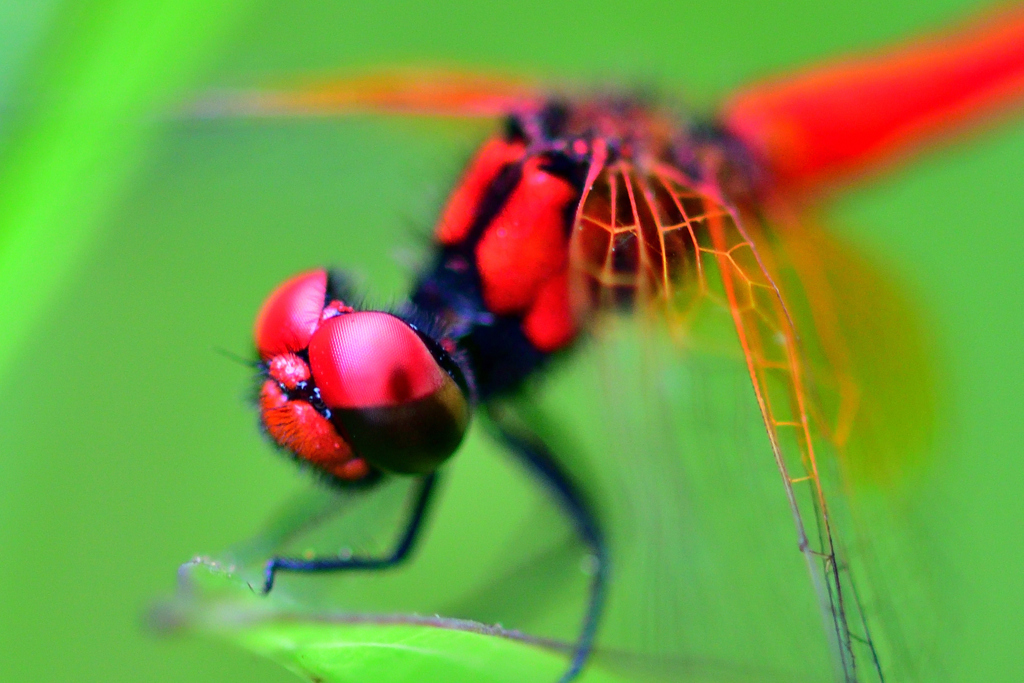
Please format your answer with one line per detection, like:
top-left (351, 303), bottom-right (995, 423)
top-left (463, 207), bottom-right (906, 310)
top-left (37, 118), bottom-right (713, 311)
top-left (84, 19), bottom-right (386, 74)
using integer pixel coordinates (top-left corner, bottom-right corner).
top-left (253, 269), bottom-right (471, 483)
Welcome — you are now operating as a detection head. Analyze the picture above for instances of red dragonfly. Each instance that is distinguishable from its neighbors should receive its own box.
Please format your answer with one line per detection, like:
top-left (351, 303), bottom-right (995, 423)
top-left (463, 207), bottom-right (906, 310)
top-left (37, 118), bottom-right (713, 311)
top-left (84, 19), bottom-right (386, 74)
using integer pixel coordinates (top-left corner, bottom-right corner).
top-left (203, 6), bottom-right (1024, 682)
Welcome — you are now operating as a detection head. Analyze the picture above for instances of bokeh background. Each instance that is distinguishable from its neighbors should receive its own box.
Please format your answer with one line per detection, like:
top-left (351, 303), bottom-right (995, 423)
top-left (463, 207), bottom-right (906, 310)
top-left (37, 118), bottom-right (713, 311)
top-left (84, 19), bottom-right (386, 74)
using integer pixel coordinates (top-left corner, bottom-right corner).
top-left (1, 0), bottom-right (1023, 681)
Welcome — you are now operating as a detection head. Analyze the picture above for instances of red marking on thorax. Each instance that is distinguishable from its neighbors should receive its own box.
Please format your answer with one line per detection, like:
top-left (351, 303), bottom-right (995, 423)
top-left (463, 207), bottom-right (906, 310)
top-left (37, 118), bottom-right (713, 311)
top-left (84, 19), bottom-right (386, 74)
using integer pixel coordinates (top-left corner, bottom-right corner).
top-left (437, 137), bottom-right (525, 244)
top-left (522, 270), bottom-right (576, 352)
top-left (475, 157), bottom-right (576, 314)
top-left (436, 136), bottom-right (584, 354)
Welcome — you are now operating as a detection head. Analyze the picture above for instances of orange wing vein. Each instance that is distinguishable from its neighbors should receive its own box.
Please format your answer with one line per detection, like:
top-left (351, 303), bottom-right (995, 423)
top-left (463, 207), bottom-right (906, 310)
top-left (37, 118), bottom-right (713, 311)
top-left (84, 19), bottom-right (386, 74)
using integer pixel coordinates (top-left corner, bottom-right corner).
top-left (569, 159), bottom-right (881, 681)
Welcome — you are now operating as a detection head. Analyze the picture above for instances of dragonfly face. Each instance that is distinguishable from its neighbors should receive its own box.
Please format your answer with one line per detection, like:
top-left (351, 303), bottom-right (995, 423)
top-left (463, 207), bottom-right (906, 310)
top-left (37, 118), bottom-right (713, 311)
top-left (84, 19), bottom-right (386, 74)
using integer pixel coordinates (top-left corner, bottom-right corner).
top-left (254, 268), bottom-right (472, 480)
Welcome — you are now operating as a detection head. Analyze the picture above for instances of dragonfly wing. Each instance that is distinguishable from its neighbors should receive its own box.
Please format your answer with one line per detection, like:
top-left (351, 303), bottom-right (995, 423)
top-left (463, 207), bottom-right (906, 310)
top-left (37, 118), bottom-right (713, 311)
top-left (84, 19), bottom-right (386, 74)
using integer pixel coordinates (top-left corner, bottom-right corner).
top-left (568, 160), bottom-right (882, 681)
top-left (188, 69), bottom-right (544, 120)
top-left (694, 200), bottom-right (873, 683)
top-left (763, 210), bottom-right (938, 487)
top-left (223, 476), bottom-right (418, 600)
top-left (501, 324), bottom-right (846, 681)
top-left (722, 5), bottom-right (1024, 192)
top-left (764, 211), bottom-right (947, 680)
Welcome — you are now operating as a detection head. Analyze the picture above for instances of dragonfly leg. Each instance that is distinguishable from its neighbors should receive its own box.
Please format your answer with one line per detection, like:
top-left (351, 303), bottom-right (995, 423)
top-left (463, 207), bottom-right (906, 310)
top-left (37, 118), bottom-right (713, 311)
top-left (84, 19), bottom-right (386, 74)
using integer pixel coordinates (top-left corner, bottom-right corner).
top-left (260, 472), bottom-right (438, 594)
top-left (485, 405), bottom-right (608, 683)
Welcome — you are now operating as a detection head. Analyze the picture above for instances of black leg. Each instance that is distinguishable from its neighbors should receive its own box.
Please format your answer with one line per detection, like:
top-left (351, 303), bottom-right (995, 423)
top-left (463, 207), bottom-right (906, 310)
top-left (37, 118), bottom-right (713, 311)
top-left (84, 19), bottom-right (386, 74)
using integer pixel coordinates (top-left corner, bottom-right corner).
top-left (485, 405), bottom-right (609, 683)
top-left (261, 472), bottom-right (438, 593)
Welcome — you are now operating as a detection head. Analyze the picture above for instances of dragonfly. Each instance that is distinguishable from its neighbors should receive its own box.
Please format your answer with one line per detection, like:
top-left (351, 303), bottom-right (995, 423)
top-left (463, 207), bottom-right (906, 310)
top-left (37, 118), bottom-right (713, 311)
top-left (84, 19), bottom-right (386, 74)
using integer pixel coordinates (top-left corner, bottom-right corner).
top-left (202, 6), bottom-right (1024, 682)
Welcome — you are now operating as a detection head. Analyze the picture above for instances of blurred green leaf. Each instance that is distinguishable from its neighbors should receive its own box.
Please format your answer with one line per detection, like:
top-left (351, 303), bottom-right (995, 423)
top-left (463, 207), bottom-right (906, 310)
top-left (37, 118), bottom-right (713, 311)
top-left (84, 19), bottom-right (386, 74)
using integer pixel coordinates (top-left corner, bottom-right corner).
top-left (0, 0), bottom-right (248, 383)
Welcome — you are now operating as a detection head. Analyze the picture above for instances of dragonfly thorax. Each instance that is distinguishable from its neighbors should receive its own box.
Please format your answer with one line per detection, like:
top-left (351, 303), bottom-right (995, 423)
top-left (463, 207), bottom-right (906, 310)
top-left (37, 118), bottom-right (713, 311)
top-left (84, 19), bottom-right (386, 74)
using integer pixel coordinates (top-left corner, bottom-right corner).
top-left (409, 100), bottom-right (750, 400)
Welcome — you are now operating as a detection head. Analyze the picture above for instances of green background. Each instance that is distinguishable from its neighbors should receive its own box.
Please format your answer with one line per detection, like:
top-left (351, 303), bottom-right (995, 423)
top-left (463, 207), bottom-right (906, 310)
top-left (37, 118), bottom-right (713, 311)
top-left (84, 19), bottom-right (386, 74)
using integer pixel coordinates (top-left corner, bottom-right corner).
top-left (1, 0), bottom-right (1022, 681)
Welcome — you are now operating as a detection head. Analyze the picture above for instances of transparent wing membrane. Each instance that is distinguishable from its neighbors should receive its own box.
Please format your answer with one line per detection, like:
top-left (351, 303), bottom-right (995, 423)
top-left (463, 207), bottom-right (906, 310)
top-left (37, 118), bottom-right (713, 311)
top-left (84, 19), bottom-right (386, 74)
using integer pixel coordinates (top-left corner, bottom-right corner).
top-left (578, 317), bottom-right (841, 680)
top-left (569, 160), bottom-right (905, 681)
top-left (223, 477), bottom-right (417, 597)
top-left (765, 214), bottom-right (937, 487)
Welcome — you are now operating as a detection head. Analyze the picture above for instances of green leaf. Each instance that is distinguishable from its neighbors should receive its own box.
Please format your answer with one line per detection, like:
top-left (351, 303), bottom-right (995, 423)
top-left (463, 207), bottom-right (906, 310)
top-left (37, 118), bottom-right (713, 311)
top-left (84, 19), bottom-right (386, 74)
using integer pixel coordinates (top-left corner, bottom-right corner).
top-left (157, 559), bottom-right (632, 683)
top-left (236, 622), bottom-right (590, 683)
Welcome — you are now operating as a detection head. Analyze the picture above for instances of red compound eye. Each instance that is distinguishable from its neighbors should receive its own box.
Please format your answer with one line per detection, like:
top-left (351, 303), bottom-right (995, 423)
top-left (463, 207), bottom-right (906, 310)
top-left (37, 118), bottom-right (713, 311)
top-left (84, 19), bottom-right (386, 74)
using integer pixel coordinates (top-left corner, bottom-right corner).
top-left (308, 312), bottom-right (445, 409)
top-left (254, 269), bottom-right (328, 358)
top-left (307, 312), bottom-right (470, 474)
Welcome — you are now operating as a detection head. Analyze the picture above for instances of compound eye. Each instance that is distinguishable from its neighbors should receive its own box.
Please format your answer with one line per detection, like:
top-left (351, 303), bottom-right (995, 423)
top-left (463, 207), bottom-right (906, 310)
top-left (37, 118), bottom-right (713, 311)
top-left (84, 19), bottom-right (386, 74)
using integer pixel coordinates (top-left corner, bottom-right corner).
top-left (307, 311), bottom-right (470, 474)
top-left (254, 269), bottom-right (328, 358)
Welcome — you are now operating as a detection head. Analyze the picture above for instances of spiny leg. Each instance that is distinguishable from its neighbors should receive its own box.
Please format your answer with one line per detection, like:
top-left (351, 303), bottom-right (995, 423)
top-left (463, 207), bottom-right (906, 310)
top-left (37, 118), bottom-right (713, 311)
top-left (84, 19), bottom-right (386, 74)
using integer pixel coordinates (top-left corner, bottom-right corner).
top-left (485, 404), bottom-right (608, 683)
top-left (261, 472), bottom-right (438, 593)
